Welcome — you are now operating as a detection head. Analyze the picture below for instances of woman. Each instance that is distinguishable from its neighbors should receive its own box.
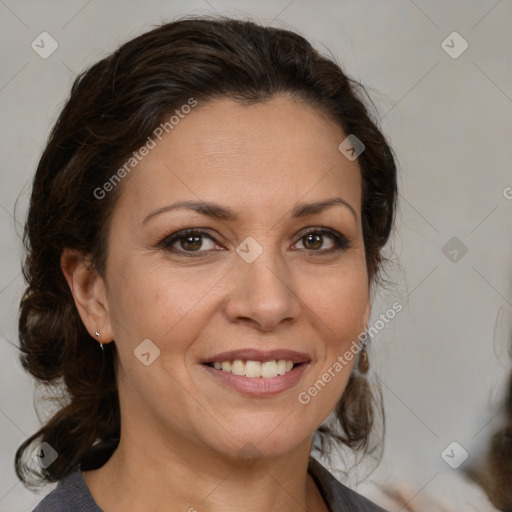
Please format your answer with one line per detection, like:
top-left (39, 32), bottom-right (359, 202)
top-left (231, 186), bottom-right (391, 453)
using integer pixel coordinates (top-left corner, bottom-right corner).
top-left (16, 16), bottom-right (397, 511)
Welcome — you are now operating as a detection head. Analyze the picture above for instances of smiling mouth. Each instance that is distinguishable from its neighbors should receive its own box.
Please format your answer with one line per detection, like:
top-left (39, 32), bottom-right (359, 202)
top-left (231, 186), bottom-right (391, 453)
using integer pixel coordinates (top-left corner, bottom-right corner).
top-left (205, 359), bottom-right (304, 379)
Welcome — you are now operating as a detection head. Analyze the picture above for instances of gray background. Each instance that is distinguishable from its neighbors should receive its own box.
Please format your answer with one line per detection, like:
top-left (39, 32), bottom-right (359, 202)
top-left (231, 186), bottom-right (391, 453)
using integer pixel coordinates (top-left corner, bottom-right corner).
top-left (1, 1), bottom-right (511, 510)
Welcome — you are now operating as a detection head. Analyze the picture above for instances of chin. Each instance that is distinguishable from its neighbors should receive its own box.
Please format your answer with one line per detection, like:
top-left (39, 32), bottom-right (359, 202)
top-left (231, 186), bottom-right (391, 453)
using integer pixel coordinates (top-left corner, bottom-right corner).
top-left (202, 421), bottom-right (310, 464)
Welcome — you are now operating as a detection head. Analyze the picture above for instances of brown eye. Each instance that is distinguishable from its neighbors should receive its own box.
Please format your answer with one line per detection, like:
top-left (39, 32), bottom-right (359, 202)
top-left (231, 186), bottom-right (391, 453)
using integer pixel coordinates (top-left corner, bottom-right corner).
top-left (294, 228), bottom-right (350, 253)
top-left (302, 232), bottom-right (327, 250)
top-left (160, 229), bottom-right (219, 256)
top-left (179, 234), bottom-right (203, 251)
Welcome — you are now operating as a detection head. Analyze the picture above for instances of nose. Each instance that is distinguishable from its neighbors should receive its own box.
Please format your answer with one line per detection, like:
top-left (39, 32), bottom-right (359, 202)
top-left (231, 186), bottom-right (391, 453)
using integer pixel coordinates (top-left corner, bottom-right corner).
top-left (222, 246), bottom-right (301, 332)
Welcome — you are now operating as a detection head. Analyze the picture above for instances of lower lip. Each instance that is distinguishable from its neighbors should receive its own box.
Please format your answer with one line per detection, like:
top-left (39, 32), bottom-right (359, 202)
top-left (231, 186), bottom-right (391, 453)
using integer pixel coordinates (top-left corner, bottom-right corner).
top-left (202, 363), bottom-right (309, 397)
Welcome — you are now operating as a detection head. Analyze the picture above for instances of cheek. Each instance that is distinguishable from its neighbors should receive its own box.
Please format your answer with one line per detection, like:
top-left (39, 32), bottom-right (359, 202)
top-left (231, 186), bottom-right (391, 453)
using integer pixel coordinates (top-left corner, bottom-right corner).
top-left (298, 264), bottom-right (369, 333)
top-left (296, 269), bottom-right (367, 421)
top-left (106, 257), bottom-right (222, 351)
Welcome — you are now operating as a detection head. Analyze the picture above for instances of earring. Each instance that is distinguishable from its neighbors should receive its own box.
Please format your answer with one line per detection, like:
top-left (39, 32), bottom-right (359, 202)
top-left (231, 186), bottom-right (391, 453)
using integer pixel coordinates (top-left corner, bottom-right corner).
top-left (358, 331), bottom-right (369, 374)
top-left (95, 330), bottom-right (104, 352)
top-left (358, 346), bottom-right (369, 373)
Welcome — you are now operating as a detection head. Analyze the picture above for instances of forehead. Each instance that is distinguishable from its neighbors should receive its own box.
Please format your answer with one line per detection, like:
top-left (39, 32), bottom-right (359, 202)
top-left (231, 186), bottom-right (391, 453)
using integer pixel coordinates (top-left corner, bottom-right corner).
top-left (116, 96), bottom-right (362, 221)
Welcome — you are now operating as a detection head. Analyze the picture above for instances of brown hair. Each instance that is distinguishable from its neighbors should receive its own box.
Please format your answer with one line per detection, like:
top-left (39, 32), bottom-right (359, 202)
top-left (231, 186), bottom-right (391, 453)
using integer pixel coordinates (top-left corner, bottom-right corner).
top-left (15, 16), bottom-right (397, 488)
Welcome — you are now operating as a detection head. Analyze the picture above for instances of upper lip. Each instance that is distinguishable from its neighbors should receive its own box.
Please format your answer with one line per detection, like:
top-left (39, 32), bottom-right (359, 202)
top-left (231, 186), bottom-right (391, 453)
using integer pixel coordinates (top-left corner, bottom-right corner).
top-left (203, 349), bottom-right (311, 364)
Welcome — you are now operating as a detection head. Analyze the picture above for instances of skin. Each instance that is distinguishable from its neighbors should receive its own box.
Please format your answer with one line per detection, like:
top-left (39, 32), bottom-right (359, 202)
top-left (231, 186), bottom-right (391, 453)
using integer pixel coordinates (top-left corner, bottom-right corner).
top-left (61, 96), bottom-right (371, 512)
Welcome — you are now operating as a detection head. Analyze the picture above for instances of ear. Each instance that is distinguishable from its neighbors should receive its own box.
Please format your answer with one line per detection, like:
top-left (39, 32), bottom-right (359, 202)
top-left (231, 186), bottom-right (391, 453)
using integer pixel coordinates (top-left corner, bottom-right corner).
top-left (60, 248), bottom-right (114, 344)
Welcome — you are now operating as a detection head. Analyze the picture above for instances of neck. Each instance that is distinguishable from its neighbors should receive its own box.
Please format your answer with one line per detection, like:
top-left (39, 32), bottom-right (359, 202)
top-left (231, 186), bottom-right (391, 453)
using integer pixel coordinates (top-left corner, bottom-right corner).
top-left (82, 430), bottom-right (327, 512)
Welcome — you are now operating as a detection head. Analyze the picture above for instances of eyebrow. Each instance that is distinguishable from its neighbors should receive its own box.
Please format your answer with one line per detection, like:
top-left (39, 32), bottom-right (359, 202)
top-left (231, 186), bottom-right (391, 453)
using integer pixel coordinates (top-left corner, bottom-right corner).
top-left (142, 197), bottom-right (357, 225)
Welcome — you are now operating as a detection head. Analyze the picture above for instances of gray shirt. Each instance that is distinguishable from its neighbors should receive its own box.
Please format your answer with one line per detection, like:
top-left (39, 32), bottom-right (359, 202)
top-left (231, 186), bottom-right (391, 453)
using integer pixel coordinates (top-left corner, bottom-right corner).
top-left (32, 440), bottom-right (388, 512)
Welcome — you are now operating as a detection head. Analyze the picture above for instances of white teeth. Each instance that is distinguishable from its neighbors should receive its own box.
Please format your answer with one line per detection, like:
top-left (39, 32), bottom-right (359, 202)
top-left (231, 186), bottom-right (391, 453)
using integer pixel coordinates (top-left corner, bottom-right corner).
top-left (245, 360), bottom-right (261, 378)
top-left (261, 360), bottom-right (278, 378)
top-left (210, 359), bottom-right (297, 378)
top-left (231, 359), bottom-right (245, 376)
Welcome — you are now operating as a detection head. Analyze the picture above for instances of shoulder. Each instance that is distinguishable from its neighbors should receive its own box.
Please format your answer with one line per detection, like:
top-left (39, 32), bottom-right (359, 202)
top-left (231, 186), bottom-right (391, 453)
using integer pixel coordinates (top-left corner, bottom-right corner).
top-left (308, 457), bottom-right (389, 512)
top-left (31, 470), bottom-right (102, 512)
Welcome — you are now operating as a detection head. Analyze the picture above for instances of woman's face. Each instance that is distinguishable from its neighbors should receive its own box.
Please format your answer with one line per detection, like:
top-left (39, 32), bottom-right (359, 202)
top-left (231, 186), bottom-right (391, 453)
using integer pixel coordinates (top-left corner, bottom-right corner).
top-left (99, 96), bottom-right (370, 461)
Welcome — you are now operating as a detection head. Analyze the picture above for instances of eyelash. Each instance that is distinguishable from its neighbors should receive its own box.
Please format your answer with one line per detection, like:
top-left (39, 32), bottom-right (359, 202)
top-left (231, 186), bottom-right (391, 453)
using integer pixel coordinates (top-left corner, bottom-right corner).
top-left (158, 227), bottom-right (351, 258)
